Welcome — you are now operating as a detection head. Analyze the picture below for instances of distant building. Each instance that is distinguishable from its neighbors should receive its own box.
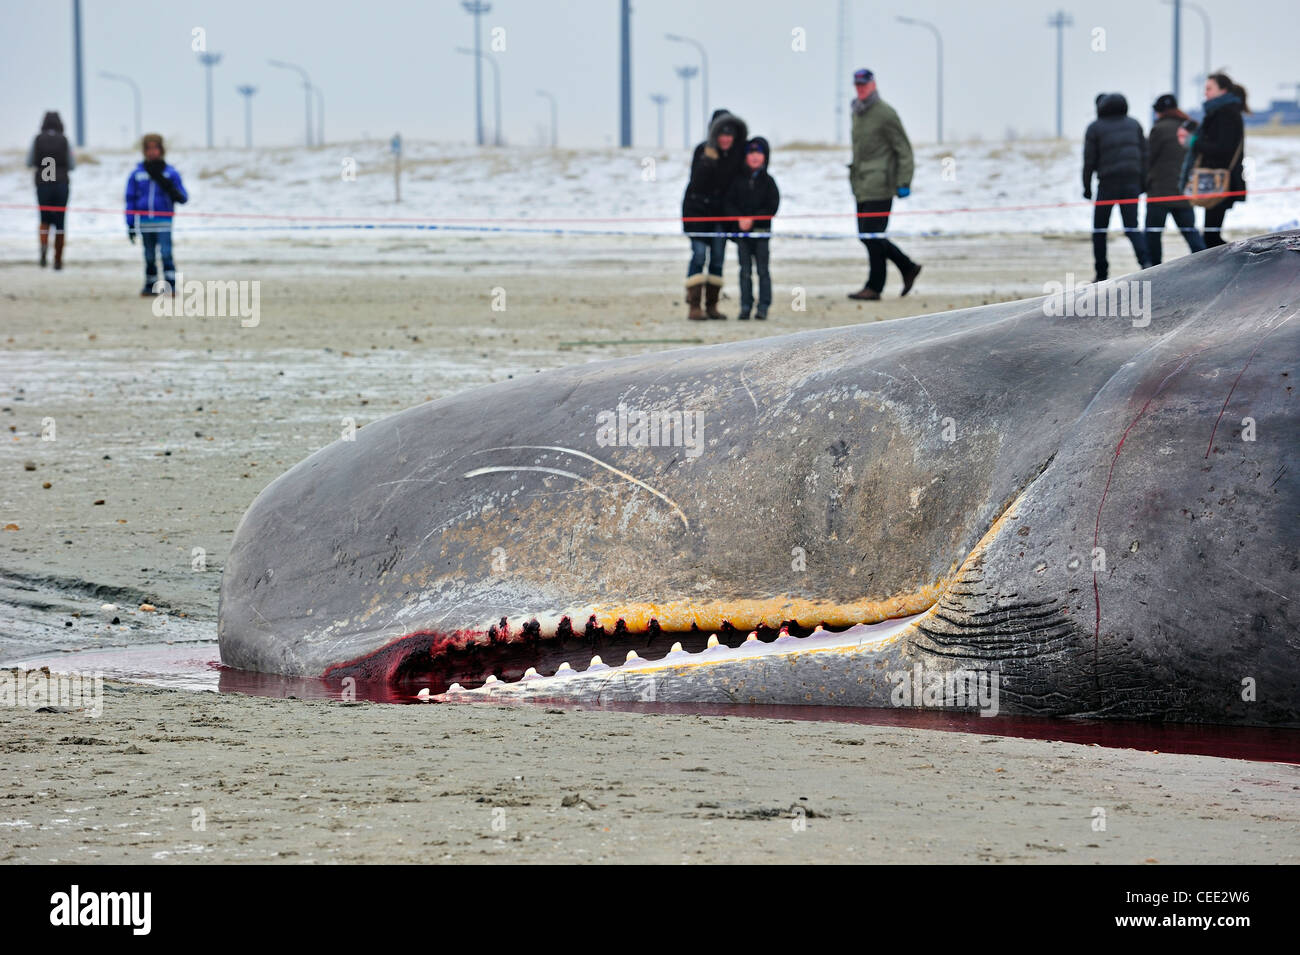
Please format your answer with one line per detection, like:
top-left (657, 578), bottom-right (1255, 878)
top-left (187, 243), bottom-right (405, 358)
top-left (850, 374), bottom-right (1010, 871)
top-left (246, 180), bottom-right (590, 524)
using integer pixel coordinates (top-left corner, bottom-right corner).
top-left (1244, 99), bottom-right (1300, 127)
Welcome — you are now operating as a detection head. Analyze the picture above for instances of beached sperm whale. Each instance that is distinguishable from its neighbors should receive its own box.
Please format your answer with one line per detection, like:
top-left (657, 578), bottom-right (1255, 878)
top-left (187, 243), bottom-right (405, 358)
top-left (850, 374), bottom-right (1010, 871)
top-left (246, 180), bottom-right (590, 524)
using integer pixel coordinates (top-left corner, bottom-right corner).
top-left (218, 231), bottom-right (1299, 725)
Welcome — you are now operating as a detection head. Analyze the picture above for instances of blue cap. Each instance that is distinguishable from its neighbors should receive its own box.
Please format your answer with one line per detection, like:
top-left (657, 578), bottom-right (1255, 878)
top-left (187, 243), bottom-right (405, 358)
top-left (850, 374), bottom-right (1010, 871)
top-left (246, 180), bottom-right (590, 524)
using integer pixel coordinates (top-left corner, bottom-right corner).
top-left (853, 69), bottom-right (874, 84)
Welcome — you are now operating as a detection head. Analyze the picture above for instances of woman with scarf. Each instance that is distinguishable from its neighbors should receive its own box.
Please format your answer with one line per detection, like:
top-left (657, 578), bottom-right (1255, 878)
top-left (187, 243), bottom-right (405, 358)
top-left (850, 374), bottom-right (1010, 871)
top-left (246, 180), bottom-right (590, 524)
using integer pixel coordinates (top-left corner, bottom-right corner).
top-left (1180, 73), bottom-right (1249, 248)
top-left (681, 109), bottom-right (748, 320)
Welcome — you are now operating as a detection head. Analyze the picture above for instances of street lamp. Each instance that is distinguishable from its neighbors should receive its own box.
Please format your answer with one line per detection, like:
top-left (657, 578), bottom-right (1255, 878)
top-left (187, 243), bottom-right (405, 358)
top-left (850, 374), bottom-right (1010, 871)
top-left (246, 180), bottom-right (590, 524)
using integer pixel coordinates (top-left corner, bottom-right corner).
top-left (675, 65), bottom-right (698, 150)
top-left (99, 70), bottom-right (142, 142)
top-left (896, 16), bottom-right (943, 144)
top-left (197, 52), bottom-right (222, 148)
top-left (462, 0), bottom-right (492, 146)
top-left (1046, 11), bottom-right (1073, 139)
top-left (650, 93), bottom-right (668, 149)
top-left (314, 86), bottom-right (324, 146)
top-left (236, 85), bottom-right (257, 148)
top-left (1163, 0), bottom-right (1210, 103)
top-left (536, 90), bottom-right (557, 148)
top-left (666, 33), bottom-right (709, 135)
top-left (268, 59), bottom-right (313, 146)
top-left (456, 47), bottom-right (501, 146)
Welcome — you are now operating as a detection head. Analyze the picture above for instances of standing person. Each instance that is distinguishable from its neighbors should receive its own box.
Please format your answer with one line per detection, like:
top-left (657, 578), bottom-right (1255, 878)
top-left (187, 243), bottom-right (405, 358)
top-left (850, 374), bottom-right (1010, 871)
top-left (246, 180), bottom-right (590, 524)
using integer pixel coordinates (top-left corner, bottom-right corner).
top-left (723, 137), bottom-right (780, 320)
top-left (681, 108), bottom-right (748, 320)
top-left (26, 111), bottom-right (74, 270)
top-left (1180, 73), bottom-right (1249, 248)
top-left (1145, 94), bottom-right (1205, 264)
top-left (1083, 92), bottom-right (1151, 282)
top-left (125, 134), bottom-right (188, 296)
top-left (847, 69), bottom-right (920, 301)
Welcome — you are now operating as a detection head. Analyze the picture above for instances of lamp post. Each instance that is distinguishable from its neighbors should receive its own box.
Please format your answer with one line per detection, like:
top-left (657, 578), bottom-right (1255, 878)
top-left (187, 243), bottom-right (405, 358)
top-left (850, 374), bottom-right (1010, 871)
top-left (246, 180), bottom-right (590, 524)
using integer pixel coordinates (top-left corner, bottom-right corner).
top-left (314, 86), bottom-right (324, 145)
top-left (268, 59), bottom-right (313, 146)
top-left (236, 85), bottom-right (257, 148)
top-left (650, 93), bottom-right (668, 149)
top-left (100, 71), bottom-right (142, 142)
top-left (537, 90), bottom-right (557, 147)
top-left (462, 0), bottom-right (492, 146)
top-left (197, 52), bottom-right (222, 148)
top-left (1046, 11), bottom-right (1073, 139)
top-left (666, 33), bottom-right (709, 134)
top-left (896, 16), bottom-right (943, 144)
top-left (456, 47), bottom-right (501, 146)
top-left (675, 65), bottom-right (698, 150)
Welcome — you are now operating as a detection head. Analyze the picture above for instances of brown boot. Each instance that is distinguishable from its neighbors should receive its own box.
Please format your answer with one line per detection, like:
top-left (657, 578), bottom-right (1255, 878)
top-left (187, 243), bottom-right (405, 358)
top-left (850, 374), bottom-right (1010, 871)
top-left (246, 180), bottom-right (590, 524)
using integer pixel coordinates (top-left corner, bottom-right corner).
top-left (39, 224), bottom-right (49, 267)
top-left (685, 280), bottom-right (706, 320)
top-left (52, 231), bottom-right (64, 270)
top-left (704, 278), bottom-right (727, 320)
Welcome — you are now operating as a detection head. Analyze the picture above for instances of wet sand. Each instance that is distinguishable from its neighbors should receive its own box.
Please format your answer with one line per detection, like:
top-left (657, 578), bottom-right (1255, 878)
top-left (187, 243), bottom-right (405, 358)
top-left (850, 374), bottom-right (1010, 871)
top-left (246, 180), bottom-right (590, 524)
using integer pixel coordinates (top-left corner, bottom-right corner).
top-left (6, 232), bottom-right (1296, 864)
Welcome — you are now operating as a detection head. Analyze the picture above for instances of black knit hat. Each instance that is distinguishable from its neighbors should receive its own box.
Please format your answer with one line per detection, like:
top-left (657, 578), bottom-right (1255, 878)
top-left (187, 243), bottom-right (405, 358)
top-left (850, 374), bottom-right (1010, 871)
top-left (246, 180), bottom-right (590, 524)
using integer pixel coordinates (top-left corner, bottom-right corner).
top-left (1153, 93), bottom-right (1179, 112)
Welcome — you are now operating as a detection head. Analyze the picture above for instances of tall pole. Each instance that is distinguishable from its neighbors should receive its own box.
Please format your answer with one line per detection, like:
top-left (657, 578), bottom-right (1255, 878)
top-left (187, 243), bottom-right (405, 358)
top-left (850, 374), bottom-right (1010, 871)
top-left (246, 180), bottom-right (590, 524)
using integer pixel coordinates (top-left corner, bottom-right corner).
top-left (1180, 1), bottom-right (1211, 98)
top-left (1171, 0), bottom-right (1182, 104)
top-left (675, 65), bottom-right (697, 150)
top-left (667, 34), bottom-right (709, 134)
top-left (1047, 11), bottom-right (1073, 139)
top-left (835, 0), bottom-right (851, 144)
top-left (197, 52), bottom-right (222, 148)
top-left (650, 93), bottom-right (668, 149)
top-left (314, 86), bottom-right (324, 146)
top-left (462, 1), bottom-right (491, 146)
top-left (269, 59), bottom-right (313, 146)
top-left (100, 71), bottom-right (142, 142)
top-left (236, 85), bottom-right (257, 148)
top-left (456, 48), bottom-right (501, 146)
top-left (619, 0), bottom-right (632, 147)
top-left (537, 90), bottom-right (557, 147)
top-left (72, 0), bottom-right (85, 146)
top-left (897, 16), bottom-right (943, 144)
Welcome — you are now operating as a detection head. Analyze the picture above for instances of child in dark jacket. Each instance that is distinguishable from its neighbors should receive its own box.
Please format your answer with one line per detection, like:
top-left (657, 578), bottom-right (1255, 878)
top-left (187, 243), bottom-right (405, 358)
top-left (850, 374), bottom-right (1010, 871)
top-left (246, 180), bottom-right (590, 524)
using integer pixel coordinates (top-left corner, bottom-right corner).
top-left (125, 133), bottom-right (188, 295)
top-left (723, 137), bottom-right (780, 319)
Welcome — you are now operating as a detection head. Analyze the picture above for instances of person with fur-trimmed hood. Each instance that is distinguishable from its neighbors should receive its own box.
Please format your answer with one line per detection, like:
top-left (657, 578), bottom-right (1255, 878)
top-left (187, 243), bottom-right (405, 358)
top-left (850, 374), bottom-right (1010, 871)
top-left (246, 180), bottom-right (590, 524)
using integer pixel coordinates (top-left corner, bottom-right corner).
top-left (681, 108), bottom-right (747, 320)
top-left (125, 133), bottom-right (188, 296)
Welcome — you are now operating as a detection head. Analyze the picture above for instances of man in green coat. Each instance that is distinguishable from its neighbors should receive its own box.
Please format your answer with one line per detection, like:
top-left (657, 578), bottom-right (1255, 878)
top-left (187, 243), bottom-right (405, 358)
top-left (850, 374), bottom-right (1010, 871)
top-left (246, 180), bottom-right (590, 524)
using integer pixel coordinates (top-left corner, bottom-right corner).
top-left (848, 69), bottom-right (922, 300)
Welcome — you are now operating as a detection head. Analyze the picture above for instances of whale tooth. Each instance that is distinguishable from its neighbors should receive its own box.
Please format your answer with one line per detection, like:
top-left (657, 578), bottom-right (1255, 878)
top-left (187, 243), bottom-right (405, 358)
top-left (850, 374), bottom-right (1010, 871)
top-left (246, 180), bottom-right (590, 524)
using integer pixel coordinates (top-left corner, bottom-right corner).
top-left (590, 655), bottom-right (603, 666)
top-left (625, 650), bottom-right (640, 662)
top-left (484, 674), bottom-right (499, 684)
top-left (670, 642), bottom-right (684, 653)
top-left (521, 666), bottom-right (540, 680)
top-left (779, 626), bottom-right (790, 637)
top-left (746, 631), bottom-right (759, 642)
top-left (449, 682), bottom-right (463, 692)
top-left (417, 688), bottom-right (431, 701)
top-left (707, 634), bottom-right (720, 648)
top-left (813, 625), bottom-right (825, 633)
top-left (557, 662), bottom-right (572, 671)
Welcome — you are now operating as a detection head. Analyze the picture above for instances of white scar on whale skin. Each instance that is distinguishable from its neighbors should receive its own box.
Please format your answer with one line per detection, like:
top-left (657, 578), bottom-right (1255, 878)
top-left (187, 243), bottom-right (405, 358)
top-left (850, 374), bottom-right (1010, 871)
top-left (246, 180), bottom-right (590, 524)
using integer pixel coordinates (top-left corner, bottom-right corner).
top-left (461, 465), bottom-right (609, 493)
top-left (471, 445), bottom-right (691, 531)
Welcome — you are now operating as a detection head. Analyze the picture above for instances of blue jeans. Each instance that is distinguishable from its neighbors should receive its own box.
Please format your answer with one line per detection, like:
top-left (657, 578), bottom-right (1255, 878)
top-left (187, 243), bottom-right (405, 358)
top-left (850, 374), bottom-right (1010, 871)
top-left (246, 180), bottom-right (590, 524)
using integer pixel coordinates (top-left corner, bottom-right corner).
top-left (735, 238), bottom-right (771, 313)
top-left (687, 236), bottom-right (725, 278)
top-left (142, 228), bottom-right (176, 290)
top-left (1144, 200), bottom-right (1205, 265)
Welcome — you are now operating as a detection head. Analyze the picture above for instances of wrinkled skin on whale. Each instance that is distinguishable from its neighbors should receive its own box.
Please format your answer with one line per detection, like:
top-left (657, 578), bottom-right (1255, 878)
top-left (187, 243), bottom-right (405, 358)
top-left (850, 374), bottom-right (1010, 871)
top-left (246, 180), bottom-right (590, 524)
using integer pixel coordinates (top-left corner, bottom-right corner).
top-left (218, 232), bottom-right (1300, 724)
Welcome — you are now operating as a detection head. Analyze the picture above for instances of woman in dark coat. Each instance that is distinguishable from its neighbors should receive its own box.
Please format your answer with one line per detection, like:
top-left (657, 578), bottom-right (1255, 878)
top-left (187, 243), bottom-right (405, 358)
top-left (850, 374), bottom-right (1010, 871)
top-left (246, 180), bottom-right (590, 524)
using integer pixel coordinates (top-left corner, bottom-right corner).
top-left (26, 111), bottom-right (75, 269)
top-left (681, 108), bottom-right (747, 320)
top-left (1180, 72), bottom-right (1248, 248)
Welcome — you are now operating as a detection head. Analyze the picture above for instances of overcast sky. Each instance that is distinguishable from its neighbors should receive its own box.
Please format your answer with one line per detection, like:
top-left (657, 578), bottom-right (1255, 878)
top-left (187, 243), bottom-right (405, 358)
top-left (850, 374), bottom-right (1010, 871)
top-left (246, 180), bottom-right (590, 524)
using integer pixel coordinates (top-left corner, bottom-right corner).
top-left (4, 0), bottom-right (1298, 151)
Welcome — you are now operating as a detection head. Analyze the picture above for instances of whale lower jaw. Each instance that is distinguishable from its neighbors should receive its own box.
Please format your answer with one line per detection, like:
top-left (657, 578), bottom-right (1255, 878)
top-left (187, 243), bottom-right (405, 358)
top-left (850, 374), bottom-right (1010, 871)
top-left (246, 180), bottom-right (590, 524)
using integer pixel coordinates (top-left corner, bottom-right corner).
top-left (431, 613), bottom-right (926, 706)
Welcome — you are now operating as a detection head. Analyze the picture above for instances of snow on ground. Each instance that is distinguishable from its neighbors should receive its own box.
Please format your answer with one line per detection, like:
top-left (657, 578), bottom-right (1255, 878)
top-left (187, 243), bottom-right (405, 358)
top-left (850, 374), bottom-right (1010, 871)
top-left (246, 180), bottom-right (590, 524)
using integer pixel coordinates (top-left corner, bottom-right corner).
top-left (2, 136), bottom-right (1297, 263)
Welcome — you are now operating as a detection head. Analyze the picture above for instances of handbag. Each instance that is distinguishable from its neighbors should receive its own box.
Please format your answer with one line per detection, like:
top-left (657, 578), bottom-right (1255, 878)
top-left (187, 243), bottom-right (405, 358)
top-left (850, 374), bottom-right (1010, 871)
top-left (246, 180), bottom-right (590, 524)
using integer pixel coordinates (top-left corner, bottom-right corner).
top-left (1184, 140), bottom-right (1242, 208)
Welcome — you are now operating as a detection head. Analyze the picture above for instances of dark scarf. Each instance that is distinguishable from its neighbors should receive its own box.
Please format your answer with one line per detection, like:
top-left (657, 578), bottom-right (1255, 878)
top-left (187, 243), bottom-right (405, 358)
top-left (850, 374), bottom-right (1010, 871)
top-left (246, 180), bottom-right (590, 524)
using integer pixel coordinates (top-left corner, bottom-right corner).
top-left (1179, 93), bottom-right (1243, 188)
top-left (851, 90), bottom-right (880, 117)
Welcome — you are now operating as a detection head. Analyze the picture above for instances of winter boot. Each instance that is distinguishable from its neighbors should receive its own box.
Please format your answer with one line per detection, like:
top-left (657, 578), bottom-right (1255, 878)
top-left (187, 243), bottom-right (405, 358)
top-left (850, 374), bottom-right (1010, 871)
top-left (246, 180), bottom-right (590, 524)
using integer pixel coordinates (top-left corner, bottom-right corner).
top-left (685, 280), bottom-right (706, 320)
top-left (899, 262), bottom-right (922, 297)
top-left (704, 278), bottom-right (727, 320)
top-left (52, 231), bottom-right (64, 271)
top-left (39, 224), bottom-right (49, 267)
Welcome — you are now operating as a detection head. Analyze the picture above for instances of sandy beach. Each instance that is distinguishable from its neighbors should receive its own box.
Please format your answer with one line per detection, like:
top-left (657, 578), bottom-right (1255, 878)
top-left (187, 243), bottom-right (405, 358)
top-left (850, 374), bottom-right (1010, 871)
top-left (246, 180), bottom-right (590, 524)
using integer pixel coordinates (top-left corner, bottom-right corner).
top-left (3, 231), bottom-right (1298, 864)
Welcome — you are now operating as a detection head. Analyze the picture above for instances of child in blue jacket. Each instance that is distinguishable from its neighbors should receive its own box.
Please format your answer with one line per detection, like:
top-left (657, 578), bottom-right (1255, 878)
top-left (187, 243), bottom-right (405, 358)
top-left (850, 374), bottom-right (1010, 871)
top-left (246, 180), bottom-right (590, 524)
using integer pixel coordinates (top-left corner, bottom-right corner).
top-left (125, 133), bottom-right (188, 295)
